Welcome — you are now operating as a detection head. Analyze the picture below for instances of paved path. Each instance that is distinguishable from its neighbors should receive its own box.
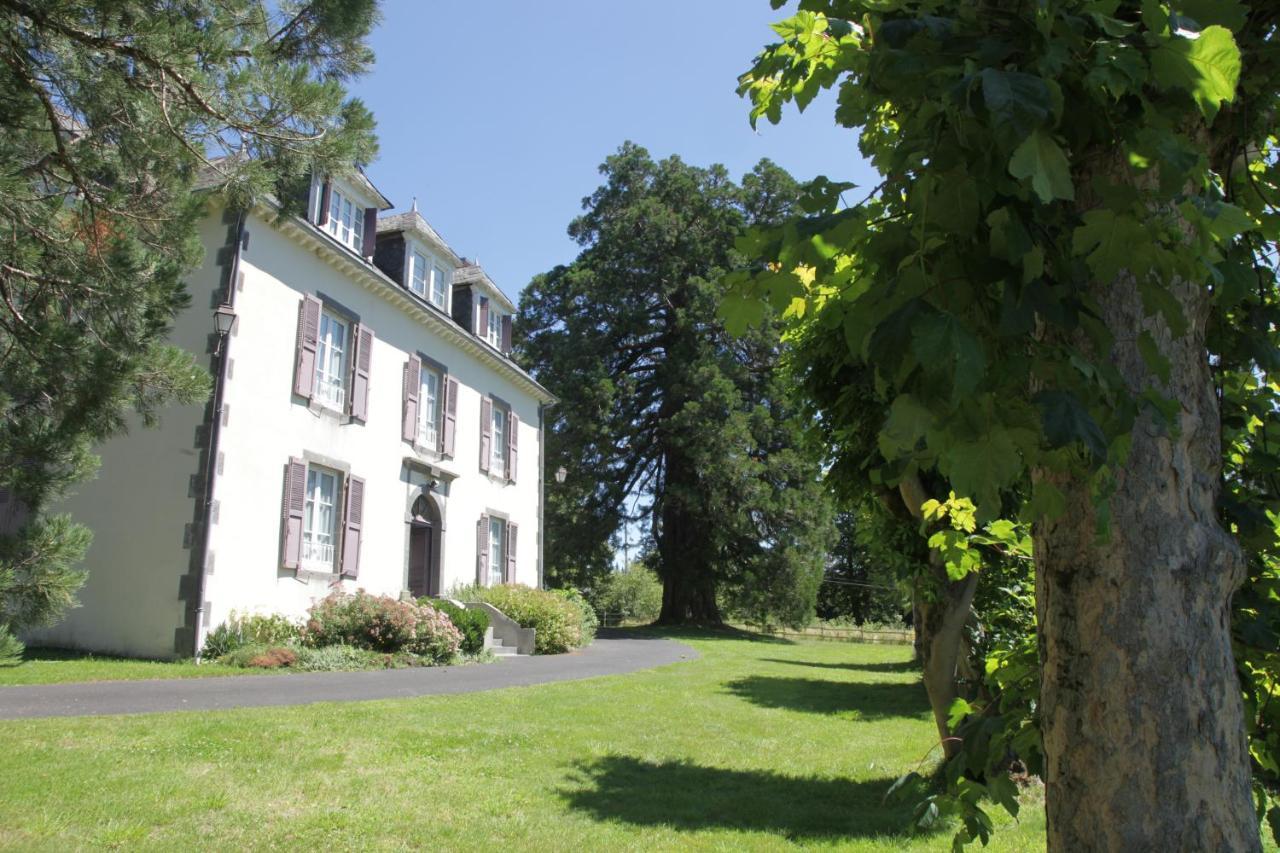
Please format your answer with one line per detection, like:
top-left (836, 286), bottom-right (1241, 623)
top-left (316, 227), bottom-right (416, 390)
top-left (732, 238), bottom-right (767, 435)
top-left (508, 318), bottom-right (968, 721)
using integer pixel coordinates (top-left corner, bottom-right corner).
top-left (0, 632), bottom-right (697, 720)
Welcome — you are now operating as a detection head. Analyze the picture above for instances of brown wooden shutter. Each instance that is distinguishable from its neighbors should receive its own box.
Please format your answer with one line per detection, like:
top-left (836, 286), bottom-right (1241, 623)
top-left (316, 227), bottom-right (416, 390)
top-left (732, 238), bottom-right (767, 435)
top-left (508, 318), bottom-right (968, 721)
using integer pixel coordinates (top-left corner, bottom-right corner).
top-left (507, 412), bottom-right (519, 484)
top-left (361, 208), bottom-right (377, 257)
top-left (318, 179), bottom-right (332, 225)
top-left (442, 376), bottom-right (458, 456)
top-left (477, 297), bottom-right (489, 337)
top-left (281, 458), bottom-right (306, 569)
top-left (479, 397), bottom-right (492, 472)
top-left (293, 295), bottom-right (322, 399)
top-left (476, 513), bottom-right (490, 584)
top-left (340, 474), bottom-right (365, 579)
top-left (501, 315), bottom-right (513, 353)
top-left (402, 355), bottom-right (421, 443)
top-left (506, 521), bottom-right (518, 584)
top-left (349, 323), bottom-right (373, 421)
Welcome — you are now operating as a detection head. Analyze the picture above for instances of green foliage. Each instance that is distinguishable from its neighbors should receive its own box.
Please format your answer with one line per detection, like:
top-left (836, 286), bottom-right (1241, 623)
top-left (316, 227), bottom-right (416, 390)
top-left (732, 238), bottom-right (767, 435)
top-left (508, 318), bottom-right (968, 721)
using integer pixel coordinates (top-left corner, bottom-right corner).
top-left (0, 625), bottom-right (23, 666)
top-left (734, 2), bottom-right (1280, 843)
top-left (0, 0), bottom-right (380, 636)
top-left (0, 515), bottom-right (90, 640)
top-left (304, 591), bottom-right (461, 662)
top-left (594, 564), bottom-right (664, 623)
top-left (200, 612), bottom-right (301, 660)
top-left (732, 0), bottom-right (1277, 523)
top-left (290, 644), bottom-right (433, 672)
top-left (554, 588), bottom-right (598, 645)
top-left (456, 584), bottom-right (591, 655)
top-left (518, 143), bottom-right (834, 623)
top-left (427, 599), bottom-right (490, 656)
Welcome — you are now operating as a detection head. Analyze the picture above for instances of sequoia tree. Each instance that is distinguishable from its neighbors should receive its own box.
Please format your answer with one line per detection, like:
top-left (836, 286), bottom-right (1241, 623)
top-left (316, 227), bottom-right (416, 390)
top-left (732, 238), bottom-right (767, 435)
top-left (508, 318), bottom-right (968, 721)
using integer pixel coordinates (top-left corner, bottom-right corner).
top-left (0, 0), bottom-right (379, 657)
top-left (518, 143), bottom-right (833, 624)
top-left (730, 1), bottom-right (1279, 848)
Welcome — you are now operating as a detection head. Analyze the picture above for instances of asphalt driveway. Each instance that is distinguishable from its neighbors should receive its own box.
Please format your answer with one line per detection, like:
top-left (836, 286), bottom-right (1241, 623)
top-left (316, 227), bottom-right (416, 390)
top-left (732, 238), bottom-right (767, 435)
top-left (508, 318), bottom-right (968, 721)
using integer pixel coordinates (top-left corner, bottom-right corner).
top-left (0, 631), bottom-right (697, 720)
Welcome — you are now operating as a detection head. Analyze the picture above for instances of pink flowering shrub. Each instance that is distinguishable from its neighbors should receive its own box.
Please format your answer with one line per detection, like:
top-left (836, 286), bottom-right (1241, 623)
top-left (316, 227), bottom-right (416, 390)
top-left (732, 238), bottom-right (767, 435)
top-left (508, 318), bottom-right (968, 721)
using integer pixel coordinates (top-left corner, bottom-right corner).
top-left (304, 590), bottom-right (461, 663)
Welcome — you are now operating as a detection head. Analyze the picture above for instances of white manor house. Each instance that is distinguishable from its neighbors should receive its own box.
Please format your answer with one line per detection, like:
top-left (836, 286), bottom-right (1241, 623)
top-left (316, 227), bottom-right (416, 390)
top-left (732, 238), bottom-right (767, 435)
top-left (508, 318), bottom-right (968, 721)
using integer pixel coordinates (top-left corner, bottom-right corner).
top-left (27, 168), bottom-right (555, 659)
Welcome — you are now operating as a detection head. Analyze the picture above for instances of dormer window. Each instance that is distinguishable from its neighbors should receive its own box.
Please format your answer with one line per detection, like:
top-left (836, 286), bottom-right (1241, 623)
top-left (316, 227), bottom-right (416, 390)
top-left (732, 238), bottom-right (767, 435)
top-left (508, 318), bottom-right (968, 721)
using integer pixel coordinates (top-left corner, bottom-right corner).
top-left (410, 249), bottom-right (429, 297)
top-left (408, 248), bottom-right (450, 310)
top-left (487, 308), bottom-right (503, 348)
top-left (326, 188), bottom-right (364, 251)
top-left (431, 262), bottom-right (449, 307)
top-left (476, 295), bottom-right (513, 353)
top-left (316, 176), bottom-right (380, 257)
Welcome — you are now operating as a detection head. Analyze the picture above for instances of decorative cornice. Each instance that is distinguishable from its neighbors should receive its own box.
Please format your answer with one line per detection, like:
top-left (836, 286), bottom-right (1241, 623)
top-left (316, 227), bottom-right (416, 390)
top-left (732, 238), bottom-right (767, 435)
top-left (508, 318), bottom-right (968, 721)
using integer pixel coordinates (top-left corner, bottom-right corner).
top-left (245, 198), bottom-right (556, 405)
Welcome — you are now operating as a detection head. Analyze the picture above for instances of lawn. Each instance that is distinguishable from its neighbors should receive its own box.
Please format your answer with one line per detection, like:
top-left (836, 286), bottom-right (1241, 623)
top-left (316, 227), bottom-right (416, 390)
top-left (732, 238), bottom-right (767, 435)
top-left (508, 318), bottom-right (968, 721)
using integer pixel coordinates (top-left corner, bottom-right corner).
top-left (0, 630), bottom-right (1046, 851)
top-left (0, 647), bottom-right (251, 686)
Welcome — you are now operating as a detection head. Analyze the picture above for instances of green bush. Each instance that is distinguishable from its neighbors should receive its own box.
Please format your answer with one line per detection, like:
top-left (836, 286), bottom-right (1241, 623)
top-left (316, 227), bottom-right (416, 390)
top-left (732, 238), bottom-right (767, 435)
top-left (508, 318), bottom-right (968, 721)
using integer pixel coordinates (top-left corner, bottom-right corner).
top-left (304, 591), bottom-right (461, 663)
top-left (0, 626), bottom-right (23, 666)
top-left (554, 588), bottom-right (598, 644)
top-left (293, 645), bottom-right (395, 672)
top-left (218, 643), bottom-right (279, 668)
top-left (426, 599), bottom-right (489, 655)
top-left (456, 584), bottom-right (590, 654)
top-left (593, 565), bottom-right (663, 623)
top-left (201, 612), bottom-right (301, 660)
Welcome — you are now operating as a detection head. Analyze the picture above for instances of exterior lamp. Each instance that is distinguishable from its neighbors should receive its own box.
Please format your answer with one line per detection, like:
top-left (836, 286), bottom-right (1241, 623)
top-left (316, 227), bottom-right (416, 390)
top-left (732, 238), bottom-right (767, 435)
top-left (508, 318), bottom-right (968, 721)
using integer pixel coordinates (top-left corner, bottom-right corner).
top-left (555, 466), bottom-right (567, 484)
top-left (213, 304), bottom-right (238, 337)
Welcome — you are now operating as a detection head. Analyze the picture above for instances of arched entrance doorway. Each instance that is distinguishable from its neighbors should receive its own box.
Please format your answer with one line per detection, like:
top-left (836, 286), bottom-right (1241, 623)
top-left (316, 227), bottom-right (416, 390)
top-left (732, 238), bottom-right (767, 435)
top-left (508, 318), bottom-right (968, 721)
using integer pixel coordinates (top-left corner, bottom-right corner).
top-left (407, 494), bottom-right (442, 598)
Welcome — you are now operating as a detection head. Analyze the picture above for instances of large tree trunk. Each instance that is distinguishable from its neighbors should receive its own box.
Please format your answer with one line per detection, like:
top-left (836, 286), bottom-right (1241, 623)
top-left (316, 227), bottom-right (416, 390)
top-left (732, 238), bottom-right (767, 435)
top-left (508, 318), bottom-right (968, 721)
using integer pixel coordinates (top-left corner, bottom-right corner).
top-left (1034, 261), bottom-right (1258, 848)
top-left (654, 447), bottom-right (723, 626)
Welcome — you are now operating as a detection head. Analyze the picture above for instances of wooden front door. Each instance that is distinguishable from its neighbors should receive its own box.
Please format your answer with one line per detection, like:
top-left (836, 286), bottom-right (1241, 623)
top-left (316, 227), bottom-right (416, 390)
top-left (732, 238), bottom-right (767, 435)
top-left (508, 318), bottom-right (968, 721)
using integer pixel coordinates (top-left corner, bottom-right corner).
top-left (408, 522), bottom-right (433, 598)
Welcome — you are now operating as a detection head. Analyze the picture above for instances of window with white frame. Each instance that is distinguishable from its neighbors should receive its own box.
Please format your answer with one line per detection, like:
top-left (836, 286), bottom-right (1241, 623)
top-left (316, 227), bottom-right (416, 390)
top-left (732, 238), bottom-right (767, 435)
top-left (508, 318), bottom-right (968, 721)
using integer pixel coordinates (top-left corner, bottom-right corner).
top-left (325, 188), bottom-right (364, 251)
top-left (487, 308), bottom-right (503, 348)
top-left (303, 465), bottom-right (340, 569)
top-left (418, 365), bottom-right (442, 448)
top-left (314, 310), bottom-right (348, 410)
top-left (490, 402), bottom-right (508, 478)
top-left (409, 249), bottom-right (429, 297)
top-left (430, 263), bottom-right (449, 309)
top-left (488, 516), bottom-right (506, 586)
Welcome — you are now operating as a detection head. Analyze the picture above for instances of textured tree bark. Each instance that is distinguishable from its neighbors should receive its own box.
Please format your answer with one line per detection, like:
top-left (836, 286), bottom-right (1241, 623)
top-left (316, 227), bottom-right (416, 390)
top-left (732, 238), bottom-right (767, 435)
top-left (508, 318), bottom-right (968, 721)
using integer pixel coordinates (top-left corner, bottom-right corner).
top-left (898, 475), bottom-right (978, 760)
top-left (1034, 264), bottom-right (1259, 849)
top-left (915, 561), bottom-right (979, 760)
top-left (654, 450), bottom-right (723, 626)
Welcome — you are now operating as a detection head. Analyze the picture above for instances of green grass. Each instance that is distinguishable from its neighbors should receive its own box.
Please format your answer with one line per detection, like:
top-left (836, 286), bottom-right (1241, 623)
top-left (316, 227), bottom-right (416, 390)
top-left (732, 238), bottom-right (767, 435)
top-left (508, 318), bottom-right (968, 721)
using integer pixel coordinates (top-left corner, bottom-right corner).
top-left (0, 630), bottom-right (1046, 850)
top-left (0, 647), bottom-right (254, 686)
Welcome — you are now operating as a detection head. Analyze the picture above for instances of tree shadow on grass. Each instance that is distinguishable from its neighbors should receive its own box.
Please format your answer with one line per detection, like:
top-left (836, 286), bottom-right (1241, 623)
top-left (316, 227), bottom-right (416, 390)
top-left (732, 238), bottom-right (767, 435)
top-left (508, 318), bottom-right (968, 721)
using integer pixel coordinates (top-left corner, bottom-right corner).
top-left (724, 675), bottom-right (930, 719)
top-left (561, 755), bottom-right (938, 842)
top-left (759, 657), bottom-right (920, 674)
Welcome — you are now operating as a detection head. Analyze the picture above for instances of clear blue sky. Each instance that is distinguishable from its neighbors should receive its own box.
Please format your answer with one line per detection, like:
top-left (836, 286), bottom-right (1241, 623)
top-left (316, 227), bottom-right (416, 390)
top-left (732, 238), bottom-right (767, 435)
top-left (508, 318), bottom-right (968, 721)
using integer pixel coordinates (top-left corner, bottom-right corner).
top-left (354, 0), bottom-right (877, 303)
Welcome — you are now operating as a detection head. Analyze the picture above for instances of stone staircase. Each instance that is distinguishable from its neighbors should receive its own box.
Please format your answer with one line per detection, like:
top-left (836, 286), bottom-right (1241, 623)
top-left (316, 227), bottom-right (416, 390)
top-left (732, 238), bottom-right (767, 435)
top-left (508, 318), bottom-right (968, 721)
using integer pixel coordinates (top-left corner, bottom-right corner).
top-left (488, 635), bottom-right (522, 657)
top-left (436, 599), bottom-right (535, 658)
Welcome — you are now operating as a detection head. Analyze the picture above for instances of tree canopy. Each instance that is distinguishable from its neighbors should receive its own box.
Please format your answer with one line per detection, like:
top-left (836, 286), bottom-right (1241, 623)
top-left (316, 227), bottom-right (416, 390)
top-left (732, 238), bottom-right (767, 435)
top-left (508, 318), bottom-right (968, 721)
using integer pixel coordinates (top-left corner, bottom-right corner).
top-left (731, 0), bottom-right (1279, 848)
top-left (518, 142), bottom-right (833, 625)
top-left (0, 0), bottom-right (380, 657)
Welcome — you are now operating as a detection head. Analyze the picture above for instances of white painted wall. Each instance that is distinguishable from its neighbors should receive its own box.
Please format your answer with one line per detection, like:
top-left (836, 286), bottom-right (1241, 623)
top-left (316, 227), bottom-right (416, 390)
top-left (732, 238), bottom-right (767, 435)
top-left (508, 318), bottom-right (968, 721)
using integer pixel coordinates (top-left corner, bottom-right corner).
top-left (26, 211), bottom-right (230, 658)
top-left (28, 197), bottom-right (548, 659)
top-left (204, 204), bottom-right (545, 639)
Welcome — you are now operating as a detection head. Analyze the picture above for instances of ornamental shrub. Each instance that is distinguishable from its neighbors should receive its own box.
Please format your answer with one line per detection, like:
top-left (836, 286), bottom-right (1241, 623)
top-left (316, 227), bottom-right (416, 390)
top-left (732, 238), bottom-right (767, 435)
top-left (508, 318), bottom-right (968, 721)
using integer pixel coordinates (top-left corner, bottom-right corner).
top-left (404, 601), bottom-right (464, 663)
top-left (303, 591), bottom-right (460, 662)
top-left (458, 584), bottom-right (589, 654)
top-left (201, 611), bottom-right (301, 660)
top-left (554, 588), bottom-right (598, 644)
top-left (593, 564), bottom-right (663, 623)
top-left (246, 646), bottom-right (297, 668)
top-left (292, 644), bottom-right (384, 672)
top-left (426, 599), bottom-right (489, 655)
